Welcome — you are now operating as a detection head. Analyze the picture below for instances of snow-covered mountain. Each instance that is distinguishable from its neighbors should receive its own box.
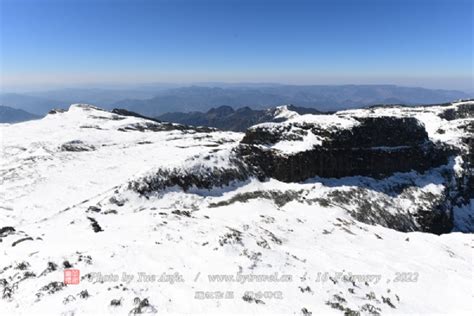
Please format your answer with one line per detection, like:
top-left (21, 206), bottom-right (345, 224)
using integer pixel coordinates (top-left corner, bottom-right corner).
top-left (0, 101), bottom-right (472, 315)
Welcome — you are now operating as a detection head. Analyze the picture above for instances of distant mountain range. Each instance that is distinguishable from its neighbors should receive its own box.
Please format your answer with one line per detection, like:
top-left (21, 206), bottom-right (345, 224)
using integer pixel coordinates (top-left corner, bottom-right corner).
top-left (0, 94), bottom-right (69, 116)
top-left (0, 88), bottom-right (158, 115)
top-left (1, 84), bottom-right (471, 116)
top-left (156, 105), bottom-right (322, 132)
top-left (0, 106), bottom-right (40, 123)
top-left (114, 85), bottom-right (470, 116)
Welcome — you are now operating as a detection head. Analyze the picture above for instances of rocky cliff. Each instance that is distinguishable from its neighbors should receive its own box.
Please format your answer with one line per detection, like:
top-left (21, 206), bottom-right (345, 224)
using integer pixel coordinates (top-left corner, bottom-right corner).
top-left (239, 116), bottom-right (453, 181)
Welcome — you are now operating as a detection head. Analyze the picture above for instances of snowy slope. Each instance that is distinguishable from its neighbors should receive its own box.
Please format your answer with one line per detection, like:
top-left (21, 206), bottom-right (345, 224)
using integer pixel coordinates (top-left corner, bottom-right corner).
top-left (0, 102), bottom-right (472, 315)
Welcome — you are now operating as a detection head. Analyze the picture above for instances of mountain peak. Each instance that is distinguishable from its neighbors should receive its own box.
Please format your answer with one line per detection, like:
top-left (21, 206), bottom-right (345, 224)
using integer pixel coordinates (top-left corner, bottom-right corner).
top-left (273, 105), bottom-right (300, 120)
top-left (207, 105), bottom-right (235, 115)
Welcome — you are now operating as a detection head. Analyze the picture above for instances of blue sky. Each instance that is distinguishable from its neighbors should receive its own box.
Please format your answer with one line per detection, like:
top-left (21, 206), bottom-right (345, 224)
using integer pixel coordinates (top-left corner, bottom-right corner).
top-left (1, 0), bottom-right (472, 91)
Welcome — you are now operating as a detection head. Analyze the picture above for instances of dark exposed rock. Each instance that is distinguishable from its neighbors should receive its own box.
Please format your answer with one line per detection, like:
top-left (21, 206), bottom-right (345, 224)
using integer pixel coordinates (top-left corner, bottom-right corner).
top-left (113, 108), bottom-right (216, 133)
top-left (37, 281), bottom-right (65, 296)
top-left (327, 187), bottom-right (454, 234)
top-left (382, 296), bottom-right (396, 308)
top-left (0, 227), bottom-right (15, 237)
top-left (118, 121), bottom-right (214, 133)
top-left (209, 190), bottom-right (303, 208)
top-left (438, 102), bottom-right (474, 121)
top-left (219, 228), bottom-right (243, 246)
top-left (78, 290), bottom-right (89, 299)
top-left (87, 217), bottom-right (103, 233)
top-left (458, 130), bottom-right (474, 202)
top-left (11, 237), bottom-right (34, 247)
top-left (328, 190), bottom-right (415, 232)
top-left (238, 116), bottom-right (453, 181)
top-left (128, 159), bottom-right (251, 195)
top-left (129, 297), bottom-right (158, 314)
top-left (112, 108), bottom-right (162, 123)
top-left (110, 298), bottom-right (121, 306)
top-left (63, 261), bottom-right (73, 268)
top-left (238, 143), bottom-right (452, 183)
top-left (109, 196), bottom-right (125, 207)
top-left (60, 140), bottom-right (95, 152)
top-left (103, 209), bottom-right (118, 215)
top-left (242, 116), bottom-right (429, 148)
top-left (414, 208), bottom-right (453, 235)
top-left (87, 206), bottom-right (101, 213)
top-left (329, 117), bottom-right (428, 147)
top-left (15, 262), bottom-right (30, 270)
top-left (171, 210), bottom-right (191, 217)
top-left (48, 108), bottom-right (67, 114)
top-left (38, 262), bottom-right (58, 277)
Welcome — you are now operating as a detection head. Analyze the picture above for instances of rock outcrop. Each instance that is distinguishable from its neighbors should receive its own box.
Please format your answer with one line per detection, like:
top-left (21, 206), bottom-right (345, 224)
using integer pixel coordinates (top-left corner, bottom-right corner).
top-left (438, 101), bottom-right (474, 120)
top-left (238, 116), bottom-right (453, 181)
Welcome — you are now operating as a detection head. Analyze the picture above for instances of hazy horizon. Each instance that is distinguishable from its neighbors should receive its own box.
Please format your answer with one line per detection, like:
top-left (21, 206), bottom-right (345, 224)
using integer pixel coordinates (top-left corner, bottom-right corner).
top-left (1, 0), bottom-right (472, 92)
top-left (2, 81), bottom-right (473, 95)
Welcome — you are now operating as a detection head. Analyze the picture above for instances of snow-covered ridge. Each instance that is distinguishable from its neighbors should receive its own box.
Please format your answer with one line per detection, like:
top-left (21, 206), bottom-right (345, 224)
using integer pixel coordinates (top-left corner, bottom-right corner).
top-left (237, 100), bottom-right (472, 233)
top-left (0, 104), bottom-right (242, 224)
top-left (250, 100), bottom-right (473, 155)
top-left (0, 101), bottom-right (472, 315)
top-left (338, 100), bottom-right (474, 149)
top-left (272, 105), bottom-right (300, 120)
